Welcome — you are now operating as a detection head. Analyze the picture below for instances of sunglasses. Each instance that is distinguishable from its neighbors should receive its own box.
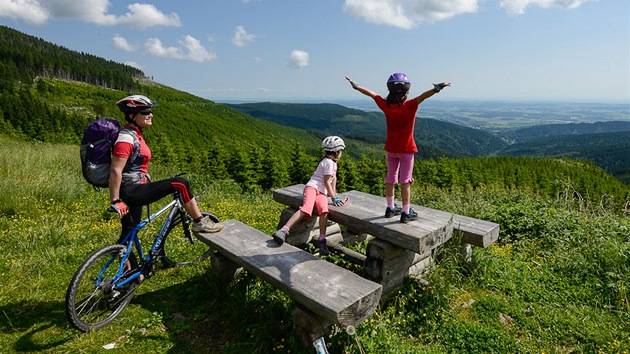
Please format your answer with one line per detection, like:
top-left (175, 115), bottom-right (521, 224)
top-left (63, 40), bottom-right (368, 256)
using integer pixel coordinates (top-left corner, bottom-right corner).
top-left (139, 110), bottom-right (153, 116)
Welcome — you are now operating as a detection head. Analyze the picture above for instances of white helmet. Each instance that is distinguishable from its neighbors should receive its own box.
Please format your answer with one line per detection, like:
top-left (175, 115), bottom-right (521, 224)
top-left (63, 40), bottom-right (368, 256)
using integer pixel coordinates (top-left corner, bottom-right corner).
top-left (322, 136), bottom-right (345, 152)
top-left (116, 95), bottom-right (157, 114)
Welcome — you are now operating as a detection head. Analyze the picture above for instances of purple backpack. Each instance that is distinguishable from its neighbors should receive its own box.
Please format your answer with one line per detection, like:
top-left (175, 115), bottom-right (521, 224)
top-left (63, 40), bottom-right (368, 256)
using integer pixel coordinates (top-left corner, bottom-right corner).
top-left (80, 118), bottom-right (138, 189)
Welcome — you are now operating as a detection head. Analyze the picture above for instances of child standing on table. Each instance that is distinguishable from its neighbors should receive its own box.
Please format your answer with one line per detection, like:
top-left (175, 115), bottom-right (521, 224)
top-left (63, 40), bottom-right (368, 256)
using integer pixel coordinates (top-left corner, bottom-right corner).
top-left (345, 73), bottom-right (450, 223)
top-left (272, 136), bottom-right (347, 255)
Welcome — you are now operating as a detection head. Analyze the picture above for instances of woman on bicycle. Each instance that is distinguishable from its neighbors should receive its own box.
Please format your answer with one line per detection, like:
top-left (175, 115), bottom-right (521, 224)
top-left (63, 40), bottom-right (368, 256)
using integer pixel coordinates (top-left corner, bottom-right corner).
top-left (109, 94), bottom-right (223, 243)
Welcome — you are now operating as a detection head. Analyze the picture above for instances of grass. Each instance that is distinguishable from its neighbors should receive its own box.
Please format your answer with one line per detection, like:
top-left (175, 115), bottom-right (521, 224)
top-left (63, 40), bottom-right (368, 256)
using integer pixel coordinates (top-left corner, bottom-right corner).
top-left (1, 139), bottom-right (629, 353)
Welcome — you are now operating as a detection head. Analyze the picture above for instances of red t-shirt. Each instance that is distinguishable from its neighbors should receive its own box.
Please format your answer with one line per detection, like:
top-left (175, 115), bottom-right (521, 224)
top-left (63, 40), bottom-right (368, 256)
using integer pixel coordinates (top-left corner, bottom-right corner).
top-left (112, 125), bottom-right (151, 175)
top-left (374, 95), bottom-right (419, 153)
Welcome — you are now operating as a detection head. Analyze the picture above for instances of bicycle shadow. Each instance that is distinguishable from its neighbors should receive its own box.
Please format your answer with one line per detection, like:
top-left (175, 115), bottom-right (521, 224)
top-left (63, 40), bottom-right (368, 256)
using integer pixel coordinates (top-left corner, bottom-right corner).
top-left (0, 299), bottom-right (73, 352)
top-left (0, 260), bottom-right (300, 353)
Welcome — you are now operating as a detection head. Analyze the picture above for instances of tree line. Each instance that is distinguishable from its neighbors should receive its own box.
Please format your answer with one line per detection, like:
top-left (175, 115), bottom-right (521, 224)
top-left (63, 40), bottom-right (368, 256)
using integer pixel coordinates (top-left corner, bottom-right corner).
top-left (0, 25), bottom-right (142, 92)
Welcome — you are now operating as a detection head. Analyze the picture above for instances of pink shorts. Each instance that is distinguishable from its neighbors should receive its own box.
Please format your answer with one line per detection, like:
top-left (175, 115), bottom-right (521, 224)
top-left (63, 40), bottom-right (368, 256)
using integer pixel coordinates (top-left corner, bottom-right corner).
top-left (385, 152), bottom-right (415, 185)
top-left (299, 186), bottom-right (329, 218)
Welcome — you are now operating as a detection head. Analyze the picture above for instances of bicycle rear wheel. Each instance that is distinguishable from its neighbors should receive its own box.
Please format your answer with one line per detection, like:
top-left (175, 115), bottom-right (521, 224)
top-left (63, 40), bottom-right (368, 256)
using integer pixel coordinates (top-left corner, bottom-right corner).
top-left (161, 212), bottom-right (217, 267)
top-left (65, 244), bottom-right (136, 332)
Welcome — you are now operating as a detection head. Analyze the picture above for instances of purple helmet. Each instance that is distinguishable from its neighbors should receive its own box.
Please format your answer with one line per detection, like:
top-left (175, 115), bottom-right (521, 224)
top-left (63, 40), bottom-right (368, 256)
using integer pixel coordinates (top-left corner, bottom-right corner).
top-left (387, 72), bottom-right (411, 93)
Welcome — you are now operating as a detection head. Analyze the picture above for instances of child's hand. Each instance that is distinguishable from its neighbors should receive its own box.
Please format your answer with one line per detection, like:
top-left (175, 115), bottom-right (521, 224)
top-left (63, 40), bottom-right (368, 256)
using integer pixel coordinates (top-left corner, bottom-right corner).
top-left (432, 82), bottom-right (451, 93)
top-left (345, 76), bottom-right (359, 90)
top-left (332, 196), bottom-right (349, 206)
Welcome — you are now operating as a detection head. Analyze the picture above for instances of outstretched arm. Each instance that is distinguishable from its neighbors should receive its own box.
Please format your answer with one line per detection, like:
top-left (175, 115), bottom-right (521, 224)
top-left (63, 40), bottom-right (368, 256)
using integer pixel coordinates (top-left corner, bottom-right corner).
top-left (414, 82), bottom-right (451, 104)
top-left (345, 76), bottom-right (378, 99)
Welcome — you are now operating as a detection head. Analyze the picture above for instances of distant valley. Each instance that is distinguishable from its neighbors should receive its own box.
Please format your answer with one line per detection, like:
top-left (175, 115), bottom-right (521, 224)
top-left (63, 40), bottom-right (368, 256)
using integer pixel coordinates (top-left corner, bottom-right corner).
top-left (226, 102), bottom-right (630, 183)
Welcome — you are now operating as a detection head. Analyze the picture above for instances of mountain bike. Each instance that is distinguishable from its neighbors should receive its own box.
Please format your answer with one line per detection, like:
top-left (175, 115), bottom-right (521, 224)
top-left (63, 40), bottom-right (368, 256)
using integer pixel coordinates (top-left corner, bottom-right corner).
top-left (65, 190), bottom-right (219, 332)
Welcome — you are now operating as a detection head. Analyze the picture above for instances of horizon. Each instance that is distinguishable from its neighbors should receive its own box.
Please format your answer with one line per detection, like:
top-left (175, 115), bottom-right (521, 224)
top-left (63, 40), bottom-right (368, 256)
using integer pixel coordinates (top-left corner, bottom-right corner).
top-left (217, 98), bottom-right (630, 106)
top-left (219, 99), bottom-right (630, 130)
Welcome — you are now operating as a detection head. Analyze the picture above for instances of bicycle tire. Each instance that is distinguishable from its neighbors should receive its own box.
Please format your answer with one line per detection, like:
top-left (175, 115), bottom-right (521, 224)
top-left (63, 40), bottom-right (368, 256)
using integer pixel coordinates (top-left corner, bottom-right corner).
top-left (160, 212), bottom-right (218, 267)
top-left (65, 244), bottom-right (136, 332)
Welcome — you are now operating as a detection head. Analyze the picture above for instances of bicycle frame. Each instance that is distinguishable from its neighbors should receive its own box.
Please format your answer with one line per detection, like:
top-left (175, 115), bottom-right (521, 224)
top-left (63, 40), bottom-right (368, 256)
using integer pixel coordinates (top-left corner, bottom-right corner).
top-left (105, 196), bottom-right (185, 290)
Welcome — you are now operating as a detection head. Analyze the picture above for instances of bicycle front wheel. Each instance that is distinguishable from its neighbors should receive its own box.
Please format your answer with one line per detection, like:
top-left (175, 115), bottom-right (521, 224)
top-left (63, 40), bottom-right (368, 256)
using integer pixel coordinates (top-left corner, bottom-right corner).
top-left (161, 212), bottom-right (217, 267)
top-left (65, 244), bottom-right (136, 332)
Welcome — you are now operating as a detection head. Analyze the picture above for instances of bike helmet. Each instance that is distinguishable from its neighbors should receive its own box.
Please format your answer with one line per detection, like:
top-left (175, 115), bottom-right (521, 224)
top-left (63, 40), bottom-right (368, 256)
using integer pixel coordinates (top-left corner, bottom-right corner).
top-left (116, 95), bottom-right (158, 114)
top-left (322, 136), bottom-right (345, 152)
top-left (386, 72), bottom-right (411, 93)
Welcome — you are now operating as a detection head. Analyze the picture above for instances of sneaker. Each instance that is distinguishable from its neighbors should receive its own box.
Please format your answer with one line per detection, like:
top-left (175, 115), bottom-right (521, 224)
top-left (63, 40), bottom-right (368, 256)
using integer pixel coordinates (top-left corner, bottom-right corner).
top-left (385, 204), bottom-right (402, 218)
top-left (272, 229), bottom-right (289, 245)
top-left (192, 215), bottom-right (224, 234)
top-left (313, 239), bottom-right (330, 256)
top-left (400, 208), bottom-right (418, 223)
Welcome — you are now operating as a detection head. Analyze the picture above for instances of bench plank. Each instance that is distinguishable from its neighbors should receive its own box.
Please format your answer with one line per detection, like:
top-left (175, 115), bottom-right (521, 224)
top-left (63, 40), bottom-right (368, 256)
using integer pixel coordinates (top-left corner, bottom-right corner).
top-left (195, 219), bottom-right (382, 327)
top-left (273, 184), bottom-right (454, 255)
top-left (453, 214), bottom-right (499, 248)
top-left (273, 184), bottom-right (499, 249)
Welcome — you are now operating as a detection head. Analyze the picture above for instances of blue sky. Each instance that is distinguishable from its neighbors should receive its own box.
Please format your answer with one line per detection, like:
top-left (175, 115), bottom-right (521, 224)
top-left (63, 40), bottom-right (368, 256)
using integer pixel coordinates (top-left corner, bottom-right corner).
top-left (0, 0), bottom-right (628, 103)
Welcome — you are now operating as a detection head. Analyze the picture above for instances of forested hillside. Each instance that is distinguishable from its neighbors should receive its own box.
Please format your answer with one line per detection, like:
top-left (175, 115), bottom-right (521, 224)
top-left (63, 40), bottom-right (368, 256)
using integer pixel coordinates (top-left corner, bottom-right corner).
top-left (0, 25), bottom-right (142, 92)
top-left (500, 131), bottom-right (630, 184)
top-left (503, 120), bottom-right (630, 143)
top-left (1, 25), bottom-right (628, 205)
top-left (229, 102), bottom-right (630, 183)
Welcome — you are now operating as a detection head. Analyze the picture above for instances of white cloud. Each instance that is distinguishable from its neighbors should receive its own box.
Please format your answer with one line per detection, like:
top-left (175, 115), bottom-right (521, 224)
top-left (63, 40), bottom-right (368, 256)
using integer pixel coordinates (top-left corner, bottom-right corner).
top-left (145, 38), bottom-right (181, 58)
top-left (289, 50), bottom-right (309, 68)
top-left (114, 3), bottom-right (181, 30)
top-left (0, 0), bottom-right (49, 25)
top-left (112, 34), bottom-right (135, 52)
top-left (500, 0), bottom-right (585, 15)
top-left (144, 35), bottom-right (217, 62)
top-left (45, 0), bottom-right (116, 24)
top-left (232, 25), bottom-right (256, 47)
top-left (343, 0), bottom-right (478, 29)
top-left (180, 35), bottom-right (217, 62)
top-left (0, 0), bottom-right (181, 29)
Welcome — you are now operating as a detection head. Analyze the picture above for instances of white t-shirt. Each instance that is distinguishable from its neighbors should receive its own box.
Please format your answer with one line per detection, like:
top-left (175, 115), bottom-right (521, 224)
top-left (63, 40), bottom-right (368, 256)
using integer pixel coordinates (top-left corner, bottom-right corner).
top-left (305, 158), bottom-right (337, 195)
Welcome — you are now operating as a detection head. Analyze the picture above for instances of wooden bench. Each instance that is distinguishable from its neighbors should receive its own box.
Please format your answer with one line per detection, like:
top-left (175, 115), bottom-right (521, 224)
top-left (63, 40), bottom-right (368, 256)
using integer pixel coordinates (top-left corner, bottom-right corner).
top-left (273, 184), bottom-right (500, 295)
top-left (273, 184), bottom-right (455, 255)
top-left (194, 219), bottom-right (382, 345)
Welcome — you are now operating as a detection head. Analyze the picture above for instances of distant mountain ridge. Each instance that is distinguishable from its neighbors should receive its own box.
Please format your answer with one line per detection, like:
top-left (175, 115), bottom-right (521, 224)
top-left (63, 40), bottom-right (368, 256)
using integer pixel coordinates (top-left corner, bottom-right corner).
top-left (504, 121), bottom-right (630, 143)
top-left (226, 102), bottom-right (508, 157)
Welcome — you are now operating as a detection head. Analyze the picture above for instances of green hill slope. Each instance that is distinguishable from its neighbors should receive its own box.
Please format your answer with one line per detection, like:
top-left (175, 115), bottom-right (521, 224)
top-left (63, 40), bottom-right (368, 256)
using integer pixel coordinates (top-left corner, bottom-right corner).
top-left (226, 102), bottom-right (508, 157)
top-left (500, 131), bottom-right (630, 183)
top-left (503, 121), bottom-right (630, 143)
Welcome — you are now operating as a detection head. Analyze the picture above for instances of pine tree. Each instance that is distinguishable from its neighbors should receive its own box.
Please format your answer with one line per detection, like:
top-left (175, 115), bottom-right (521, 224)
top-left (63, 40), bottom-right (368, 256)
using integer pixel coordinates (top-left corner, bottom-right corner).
top-left (206, 138), bottom-right (230, 180)
top-left (288, 142), bottom-right (316, 184)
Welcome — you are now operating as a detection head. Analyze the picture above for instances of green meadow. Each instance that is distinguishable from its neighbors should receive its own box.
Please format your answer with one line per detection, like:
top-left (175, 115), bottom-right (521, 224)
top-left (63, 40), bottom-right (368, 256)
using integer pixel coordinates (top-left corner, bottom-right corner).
top-left (1, 139), bottom-right (628, 353)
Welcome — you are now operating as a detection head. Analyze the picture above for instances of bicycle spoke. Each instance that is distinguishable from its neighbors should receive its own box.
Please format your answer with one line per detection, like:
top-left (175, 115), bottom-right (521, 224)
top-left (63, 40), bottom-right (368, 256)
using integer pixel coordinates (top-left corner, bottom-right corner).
top-left (66, 245), bottom-right (135, 331)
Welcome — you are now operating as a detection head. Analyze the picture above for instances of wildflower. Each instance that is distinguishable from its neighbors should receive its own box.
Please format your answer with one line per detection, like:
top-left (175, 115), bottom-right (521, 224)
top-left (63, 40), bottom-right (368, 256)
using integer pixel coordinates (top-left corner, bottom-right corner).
top-left (346, 325), bottom-right (356, 335)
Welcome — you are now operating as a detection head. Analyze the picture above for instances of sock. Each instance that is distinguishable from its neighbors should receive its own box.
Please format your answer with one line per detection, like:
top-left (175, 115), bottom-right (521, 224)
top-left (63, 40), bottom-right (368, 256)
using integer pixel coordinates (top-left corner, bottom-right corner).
top-left (194, 216), bottom-right (203, 223)
top-left (386, 196), bottom-right (395, 209)
top-left (318, 234), bottom-right (326, 241)
top-left (281, 225), bottom-right (290, 232)
top-left (402, 204), bottom-right (410, 214)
